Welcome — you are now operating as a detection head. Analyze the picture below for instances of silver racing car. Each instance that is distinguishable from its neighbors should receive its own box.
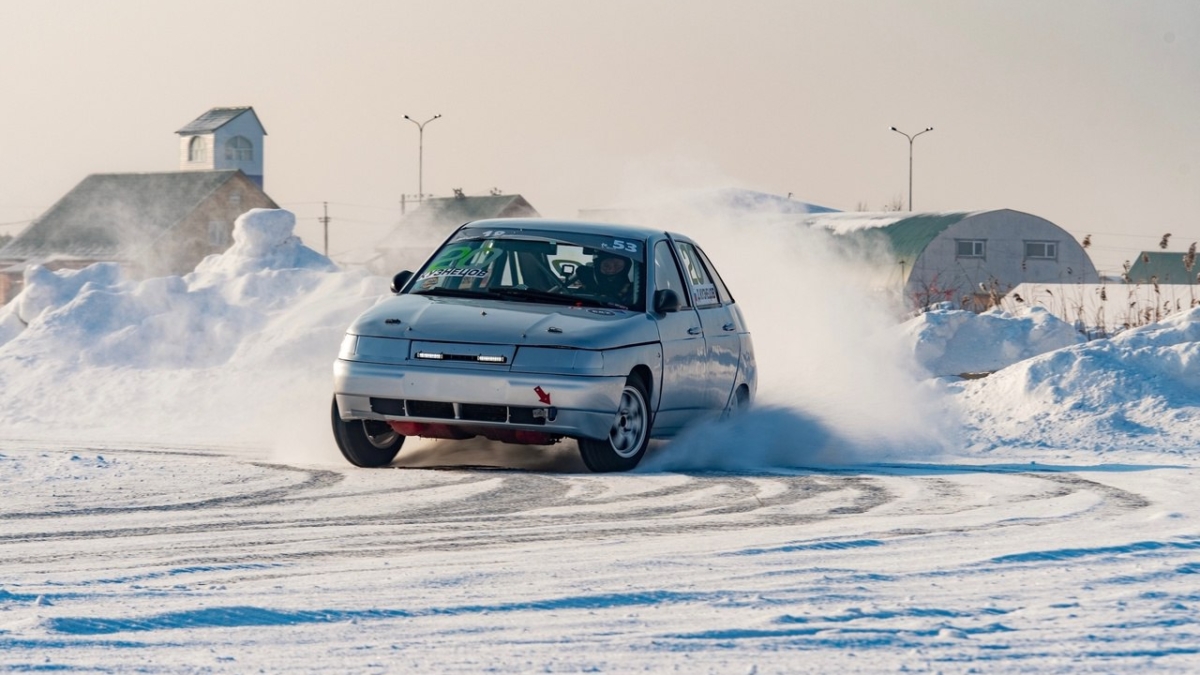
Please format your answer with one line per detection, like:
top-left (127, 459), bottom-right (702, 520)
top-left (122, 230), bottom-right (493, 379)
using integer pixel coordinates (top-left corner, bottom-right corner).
top-left (331, 219), bottom-right (756, 471)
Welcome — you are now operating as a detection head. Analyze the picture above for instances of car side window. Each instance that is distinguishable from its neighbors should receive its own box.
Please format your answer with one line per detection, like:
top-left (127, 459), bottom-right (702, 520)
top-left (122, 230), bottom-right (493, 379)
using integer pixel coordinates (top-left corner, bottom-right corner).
top-left (673, 242), bottom-right (719, 307)
top-left (692, 245), bottom-right (733, 305)
top-left (654, 241), bottom-right (690, 308)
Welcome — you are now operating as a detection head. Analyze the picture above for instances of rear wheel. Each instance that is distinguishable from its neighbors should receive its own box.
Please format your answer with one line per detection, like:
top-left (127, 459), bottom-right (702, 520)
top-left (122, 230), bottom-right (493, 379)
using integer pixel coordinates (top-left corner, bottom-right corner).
top-left (578, 375), bottom-right (651, 472)
top-left (724, 384), bottom-right (751, 419)
top-left (331, 396), bottom-right (405, 467)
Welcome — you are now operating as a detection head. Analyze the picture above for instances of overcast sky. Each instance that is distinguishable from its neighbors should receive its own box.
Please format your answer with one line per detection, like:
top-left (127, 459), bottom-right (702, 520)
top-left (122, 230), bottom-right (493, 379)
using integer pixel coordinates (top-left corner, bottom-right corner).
top-left (1, 0), bottom-right (1196, 274)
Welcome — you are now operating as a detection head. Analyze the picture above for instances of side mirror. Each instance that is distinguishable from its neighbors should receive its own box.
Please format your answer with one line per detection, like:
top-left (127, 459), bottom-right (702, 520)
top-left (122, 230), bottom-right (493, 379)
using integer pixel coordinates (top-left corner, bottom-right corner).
top-left (391, 270), bottom-right (413, 294)
top-left (653, 289), bottom-right (681, 314)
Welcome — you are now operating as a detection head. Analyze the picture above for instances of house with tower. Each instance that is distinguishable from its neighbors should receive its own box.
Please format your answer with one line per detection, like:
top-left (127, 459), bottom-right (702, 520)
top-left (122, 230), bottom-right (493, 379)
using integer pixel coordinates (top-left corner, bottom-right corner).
top-left (176, 107), bottom-right (267, 188)
top-left (0, 107), bottom-right (276, 303)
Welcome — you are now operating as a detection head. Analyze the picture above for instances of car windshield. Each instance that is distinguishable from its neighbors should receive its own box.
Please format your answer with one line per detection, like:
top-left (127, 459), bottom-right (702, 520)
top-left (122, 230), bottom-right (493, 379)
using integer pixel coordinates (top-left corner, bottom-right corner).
top-left (410, 227), bottom-right (647, 311)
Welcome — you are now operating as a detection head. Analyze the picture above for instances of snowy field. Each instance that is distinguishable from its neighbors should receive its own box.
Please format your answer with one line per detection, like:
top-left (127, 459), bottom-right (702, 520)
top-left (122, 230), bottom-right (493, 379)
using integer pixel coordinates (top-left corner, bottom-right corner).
top-left (2, 210), bottom-right (1199, 673)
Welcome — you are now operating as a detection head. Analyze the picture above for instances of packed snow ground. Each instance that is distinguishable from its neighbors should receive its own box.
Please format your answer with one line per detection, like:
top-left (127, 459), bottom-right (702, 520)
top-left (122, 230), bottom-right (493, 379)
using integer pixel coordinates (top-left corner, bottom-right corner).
top-left (1, 209), bottom-right (1198, 673)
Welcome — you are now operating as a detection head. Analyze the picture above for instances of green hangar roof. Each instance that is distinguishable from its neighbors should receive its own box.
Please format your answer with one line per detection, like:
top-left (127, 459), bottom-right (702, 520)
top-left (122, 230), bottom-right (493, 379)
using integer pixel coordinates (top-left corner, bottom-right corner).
top-left (804, 211), bottom-right (976, 261)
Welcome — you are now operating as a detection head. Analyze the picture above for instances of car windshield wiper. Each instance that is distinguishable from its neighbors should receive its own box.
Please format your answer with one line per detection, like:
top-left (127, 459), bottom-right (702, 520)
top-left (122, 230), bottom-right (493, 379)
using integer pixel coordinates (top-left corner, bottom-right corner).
top-left (410, 287), bottom-right (493, 299)
top-left (488, 287), bottom-right (580, 306)
top-left (494, 288), bottom-right (633, 311)
top-left (569, 296), bottom-right (632, 311)
top-left (414, 286), bottom-right (633, 311)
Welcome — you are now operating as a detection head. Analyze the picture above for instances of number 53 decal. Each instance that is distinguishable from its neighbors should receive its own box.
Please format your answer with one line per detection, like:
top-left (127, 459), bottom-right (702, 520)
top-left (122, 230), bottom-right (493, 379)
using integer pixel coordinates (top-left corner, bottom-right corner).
top-left (610, 240), bottom-right (638, 253)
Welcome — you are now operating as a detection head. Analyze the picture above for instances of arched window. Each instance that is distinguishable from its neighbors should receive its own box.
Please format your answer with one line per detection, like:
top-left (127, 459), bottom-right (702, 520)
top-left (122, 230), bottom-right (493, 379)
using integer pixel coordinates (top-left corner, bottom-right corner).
top-left (225, 136), bottom-right (254, 161)
top-left (188, 136), bottom-right (207, 163)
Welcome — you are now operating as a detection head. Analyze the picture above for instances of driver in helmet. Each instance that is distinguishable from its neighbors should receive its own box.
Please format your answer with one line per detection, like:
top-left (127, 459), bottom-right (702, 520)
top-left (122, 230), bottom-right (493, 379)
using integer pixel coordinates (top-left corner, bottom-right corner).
top-left (572, 251), bottom-right (634, 307)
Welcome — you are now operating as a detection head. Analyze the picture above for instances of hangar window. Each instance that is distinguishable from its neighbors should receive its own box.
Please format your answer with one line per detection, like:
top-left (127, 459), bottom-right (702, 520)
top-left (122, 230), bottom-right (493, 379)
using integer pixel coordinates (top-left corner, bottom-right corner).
top-left (956, 239), bottom-right (986, 258)
top-left (1025, 241), bottom-right (1058, 260)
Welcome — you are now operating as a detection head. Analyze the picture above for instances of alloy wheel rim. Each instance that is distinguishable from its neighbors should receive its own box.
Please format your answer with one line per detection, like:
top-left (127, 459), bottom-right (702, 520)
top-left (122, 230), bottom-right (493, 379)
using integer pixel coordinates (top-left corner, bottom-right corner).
top-left (362, 421), bottom-right (399, 449)
top-left (609, 386), bottom-right (646, 458)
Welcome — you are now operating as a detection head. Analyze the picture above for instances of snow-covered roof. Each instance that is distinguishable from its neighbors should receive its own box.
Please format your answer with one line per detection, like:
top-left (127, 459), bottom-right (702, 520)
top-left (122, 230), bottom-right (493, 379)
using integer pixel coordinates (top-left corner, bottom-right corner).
top-left (800, 210), bottom-right (972, 234)
top-left (0, 171), bottom-right (275, 261)
top-left (578, 187), bottom-right (838, 223)
top-left (803, 210), bottom-right (978, 262)
top-left (408, 194), bottom-right (538, 226)
top-left (378, 194), bottom-right (539, 250)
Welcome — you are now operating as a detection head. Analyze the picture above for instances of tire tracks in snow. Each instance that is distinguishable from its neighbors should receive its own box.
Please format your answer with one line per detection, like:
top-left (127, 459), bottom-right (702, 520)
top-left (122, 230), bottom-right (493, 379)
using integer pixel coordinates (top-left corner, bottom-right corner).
top-left (0, 447), bottom-right (1153, 569)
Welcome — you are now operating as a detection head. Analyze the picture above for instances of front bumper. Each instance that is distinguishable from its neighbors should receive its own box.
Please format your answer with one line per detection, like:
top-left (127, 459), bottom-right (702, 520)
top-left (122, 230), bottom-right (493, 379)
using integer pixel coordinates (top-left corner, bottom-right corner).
top-left (333, 359), bottom-right (624, 441)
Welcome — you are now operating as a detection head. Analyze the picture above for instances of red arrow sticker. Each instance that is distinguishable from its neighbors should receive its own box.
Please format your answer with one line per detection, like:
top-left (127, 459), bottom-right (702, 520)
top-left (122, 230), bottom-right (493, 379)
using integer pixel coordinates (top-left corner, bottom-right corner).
top-left (534, 386), bottom-right (552, 405)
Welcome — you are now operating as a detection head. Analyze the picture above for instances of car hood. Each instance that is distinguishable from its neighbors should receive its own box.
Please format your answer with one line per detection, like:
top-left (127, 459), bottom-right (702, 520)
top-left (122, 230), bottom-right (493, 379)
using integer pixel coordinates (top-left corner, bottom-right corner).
top-left (348, 294), bottom-right (659, 349)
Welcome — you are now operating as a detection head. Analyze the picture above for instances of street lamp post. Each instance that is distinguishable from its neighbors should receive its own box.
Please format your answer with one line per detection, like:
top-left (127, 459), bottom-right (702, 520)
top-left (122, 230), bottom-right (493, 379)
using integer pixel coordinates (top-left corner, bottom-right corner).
top-left (890, 126), bottom-right (933, 211)
top-left (404, 114), bottom-right (442, 201)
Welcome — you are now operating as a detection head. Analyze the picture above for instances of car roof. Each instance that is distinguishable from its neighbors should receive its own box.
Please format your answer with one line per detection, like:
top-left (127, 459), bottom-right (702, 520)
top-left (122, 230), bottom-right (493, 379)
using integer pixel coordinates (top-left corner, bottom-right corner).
top-left (461, 218), bottom-right (672, 242)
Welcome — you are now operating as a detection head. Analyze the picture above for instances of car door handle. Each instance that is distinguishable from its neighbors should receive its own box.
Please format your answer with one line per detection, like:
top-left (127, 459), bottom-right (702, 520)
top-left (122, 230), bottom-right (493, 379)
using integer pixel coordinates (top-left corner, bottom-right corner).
top-left (723, 323), bottom-right (736, 331)
top-left (687, 327), bottom-right (702, 335)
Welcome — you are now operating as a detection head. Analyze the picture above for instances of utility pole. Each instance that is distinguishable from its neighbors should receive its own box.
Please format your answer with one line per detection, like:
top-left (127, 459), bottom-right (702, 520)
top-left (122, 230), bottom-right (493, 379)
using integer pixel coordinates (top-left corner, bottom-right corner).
top-left (399, 194), bottom-right (423, 215)
top-left (320, 201), bottom-right (331, 256)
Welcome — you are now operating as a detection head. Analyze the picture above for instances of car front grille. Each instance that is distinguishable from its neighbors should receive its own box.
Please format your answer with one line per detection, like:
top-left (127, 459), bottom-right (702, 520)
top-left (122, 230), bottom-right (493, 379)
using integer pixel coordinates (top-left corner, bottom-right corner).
top-left (507, 407), bottom-right (543, 425)
top-left (404, 400), bottom-right (455, 419)
top-left (459, 403), bottom-right (508, 423)
top-left (371, 397), bottom-right (406, 416)
top-left (369, 397), bottom-right (546, 426)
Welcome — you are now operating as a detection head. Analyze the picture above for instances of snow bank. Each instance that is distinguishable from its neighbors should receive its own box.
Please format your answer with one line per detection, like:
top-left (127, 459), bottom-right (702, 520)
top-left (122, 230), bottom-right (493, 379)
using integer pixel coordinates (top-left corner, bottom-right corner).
top-left (0, 263), bottom-right (125, 348)
top-left (957, 306), bottom-right (1200, 452)
top-left (1020, 306), bottom-right (1200, 408)
top-left (900, 306), bottom-right (1083, 378)
top-left (193, 208), bottom-right (335, 279)
top-left (0, 210), bottom-right (340, 367)
top-left (0, 209), bottom-right (385, 454)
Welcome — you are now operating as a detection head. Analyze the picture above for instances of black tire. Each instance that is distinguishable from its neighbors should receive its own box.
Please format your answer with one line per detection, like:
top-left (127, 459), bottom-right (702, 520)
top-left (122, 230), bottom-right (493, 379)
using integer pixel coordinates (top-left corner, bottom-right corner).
top-left (331, 396), bottom-right (405, 467)
top-left (578, 375), bottom-right (651, 472)
top-left (724, 384), bottom-right (751, 419)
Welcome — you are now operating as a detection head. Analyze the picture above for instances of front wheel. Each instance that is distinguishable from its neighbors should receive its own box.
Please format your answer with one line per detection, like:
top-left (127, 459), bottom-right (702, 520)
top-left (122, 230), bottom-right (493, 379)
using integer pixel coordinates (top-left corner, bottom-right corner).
top-left (331, 397), bottom-right (405, 467)
top-left (578, 376), bottom-right (651, 472)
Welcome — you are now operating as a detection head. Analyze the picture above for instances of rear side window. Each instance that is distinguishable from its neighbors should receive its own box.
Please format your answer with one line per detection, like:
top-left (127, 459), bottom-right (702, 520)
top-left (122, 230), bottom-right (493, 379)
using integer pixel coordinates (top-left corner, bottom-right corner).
top-left (674, 242), bottom-right (719, 307)
top-left (654, 241), bottom-right (690, 308)
top-left (692, 245), bottom-right (733, 305)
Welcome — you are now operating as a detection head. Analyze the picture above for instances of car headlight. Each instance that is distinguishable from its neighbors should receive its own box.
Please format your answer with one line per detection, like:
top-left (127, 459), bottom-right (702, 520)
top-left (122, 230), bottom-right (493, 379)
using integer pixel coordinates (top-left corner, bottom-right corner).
top-left (338, 334), bottom-right (358, 359)
top-left (347, 336), bottom-right (412, 364)
top-left (511, 347), bottom-right (604, 374)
